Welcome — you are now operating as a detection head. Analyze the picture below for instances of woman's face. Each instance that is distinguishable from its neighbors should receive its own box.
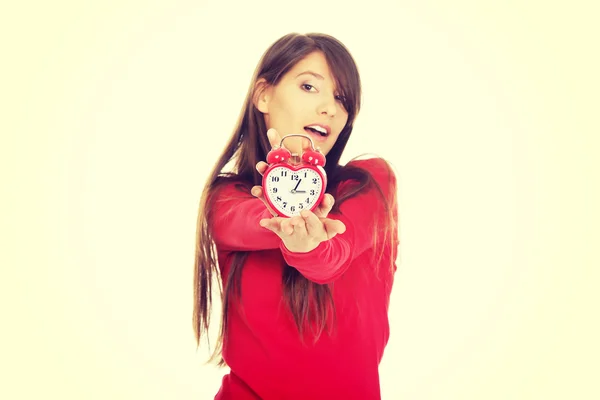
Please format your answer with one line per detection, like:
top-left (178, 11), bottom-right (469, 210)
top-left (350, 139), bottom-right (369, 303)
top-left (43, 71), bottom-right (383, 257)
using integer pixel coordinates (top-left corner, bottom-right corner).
top-left (255, 51), bottom-right (349, 156)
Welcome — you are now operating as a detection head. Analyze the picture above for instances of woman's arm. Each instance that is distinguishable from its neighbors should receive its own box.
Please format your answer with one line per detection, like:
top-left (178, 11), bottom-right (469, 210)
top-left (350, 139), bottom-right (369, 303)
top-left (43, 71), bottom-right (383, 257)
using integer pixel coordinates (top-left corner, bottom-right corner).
top-left (209, 182), bottom-right (282, 251)
top-left (279, 158), bottom-right (398, 284)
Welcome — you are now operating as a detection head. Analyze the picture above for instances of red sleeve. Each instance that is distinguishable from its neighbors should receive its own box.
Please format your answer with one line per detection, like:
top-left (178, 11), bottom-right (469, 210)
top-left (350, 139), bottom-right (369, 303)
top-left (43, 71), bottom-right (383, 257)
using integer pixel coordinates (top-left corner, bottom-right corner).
top-left (209, 181), bottom-right (281, 251)
top-left (279, 158), bottom-right (398, 284)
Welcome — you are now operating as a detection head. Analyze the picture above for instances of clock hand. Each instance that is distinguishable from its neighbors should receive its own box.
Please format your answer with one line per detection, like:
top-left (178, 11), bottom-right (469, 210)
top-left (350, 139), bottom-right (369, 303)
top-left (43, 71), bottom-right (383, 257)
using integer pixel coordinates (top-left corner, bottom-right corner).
top-left (293, 179), bottom-right (302, 191)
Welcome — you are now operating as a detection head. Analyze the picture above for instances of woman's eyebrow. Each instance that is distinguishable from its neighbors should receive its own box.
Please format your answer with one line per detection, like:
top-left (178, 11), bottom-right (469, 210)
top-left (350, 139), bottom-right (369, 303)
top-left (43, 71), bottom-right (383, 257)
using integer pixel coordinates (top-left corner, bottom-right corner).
top-left (295, 71), bottom-right (325, 80)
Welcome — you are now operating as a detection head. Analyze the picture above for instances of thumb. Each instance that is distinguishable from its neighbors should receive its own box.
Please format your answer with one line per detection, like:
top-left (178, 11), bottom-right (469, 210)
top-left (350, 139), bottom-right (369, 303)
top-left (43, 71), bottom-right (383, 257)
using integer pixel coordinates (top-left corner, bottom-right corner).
top-left (267, 128), bottom-right (283, 148)
top-left (322, 218), bottom-right (346, 240)
top-left (251, 185), bottom-right (278, 217)
top-left (315, 194), bottom-right (334, 219)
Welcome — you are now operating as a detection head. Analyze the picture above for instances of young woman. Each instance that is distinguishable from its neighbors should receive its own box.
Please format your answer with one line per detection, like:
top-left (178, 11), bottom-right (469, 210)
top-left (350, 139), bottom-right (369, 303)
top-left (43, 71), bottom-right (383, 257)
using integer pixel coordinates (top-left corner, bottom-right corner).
top-left (193, 32), bottom-right (399, 399)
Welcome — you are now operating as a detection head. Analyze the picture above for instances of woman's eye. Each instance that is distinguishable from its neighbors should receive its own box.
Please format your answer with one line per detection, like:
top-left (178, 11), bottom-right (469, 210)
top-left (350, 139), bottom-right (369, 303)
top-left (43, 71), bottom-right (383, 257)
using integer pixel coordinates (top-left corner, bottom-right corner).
top-left (302, 84), bottom-right (315, 92)
top-left (335, 95), bottom-right (345, 102)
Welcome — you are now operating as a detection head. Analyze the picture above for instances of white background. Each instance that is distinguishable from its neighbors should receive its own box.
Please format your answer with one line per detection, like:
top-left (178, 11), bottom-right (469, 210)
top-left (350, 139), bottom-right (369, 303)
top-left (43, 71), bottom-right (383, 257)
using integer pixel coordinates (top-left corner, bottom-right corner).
top-left (2, 0), bottom-right (599, 399)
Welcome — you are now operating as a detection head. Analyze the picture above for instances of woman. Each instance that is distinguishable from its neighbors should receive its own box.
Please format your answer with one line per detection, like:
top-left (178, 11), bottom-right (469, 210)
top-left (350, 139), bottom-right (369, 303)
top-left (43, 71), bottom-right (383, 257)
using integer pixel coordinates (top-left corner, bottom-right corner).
top-left (193, 32), bottom-right (399, 399)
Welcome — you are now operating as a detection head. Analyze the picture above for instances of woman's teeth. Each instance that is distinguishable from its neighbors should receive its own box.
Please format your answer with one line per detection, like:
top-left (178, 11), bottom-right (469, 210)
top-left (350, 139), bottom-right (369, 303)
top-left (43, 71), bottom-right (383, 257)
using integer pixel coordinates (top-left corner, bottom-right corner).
top-left (304, 127), bottom-right (327, 137)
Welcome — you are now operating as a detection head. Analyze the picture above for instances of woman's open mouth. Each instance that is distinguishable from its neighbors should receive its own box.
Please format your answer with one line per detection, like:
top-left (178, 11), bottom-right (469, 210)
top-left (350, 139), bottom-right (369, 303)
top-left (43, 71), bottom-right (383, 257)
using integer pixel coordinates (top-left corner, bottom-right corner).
top-left (304, 125), bottom-right (328, 141)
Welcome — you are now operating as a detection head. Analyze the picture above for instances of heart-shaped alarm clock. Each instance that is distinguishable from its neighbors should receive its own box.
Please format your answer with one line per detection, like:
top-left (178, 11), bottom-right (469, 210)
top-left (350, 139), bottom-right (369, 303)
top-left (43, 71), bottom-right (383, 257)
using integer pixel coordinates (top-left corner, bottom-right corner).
top-left (262, 134), bottom-right (327, 218)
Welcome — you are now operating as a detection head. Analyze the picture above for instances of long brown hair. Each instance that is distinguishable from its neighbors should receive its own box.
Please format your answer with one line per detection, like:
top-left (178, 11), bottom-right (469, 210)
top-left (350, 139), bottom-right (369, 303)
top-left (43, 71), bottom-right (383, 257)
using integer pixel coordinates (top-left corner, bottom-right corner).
top-left (193, 33), bottom-right (397, 366)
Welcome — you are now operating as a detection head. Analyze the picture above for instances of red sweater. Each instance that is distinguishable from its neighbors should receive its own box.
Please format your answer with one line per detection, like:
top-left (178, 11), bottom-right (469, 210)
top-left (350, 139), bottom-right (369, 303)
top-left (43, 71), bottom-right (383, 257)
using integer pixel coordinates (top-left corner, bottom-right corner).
top-left (210, 158), bottom-right (399, 400)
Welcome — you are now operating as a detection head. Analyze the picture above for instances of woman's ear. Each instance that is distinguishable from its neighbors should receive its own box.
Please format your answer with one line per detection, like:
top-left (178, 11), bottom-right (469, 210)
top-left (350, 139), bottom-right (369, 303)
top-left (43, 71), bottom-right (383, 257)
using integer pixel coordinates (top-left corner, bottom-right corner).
top-left (253, 78), bottom-right (271, 114)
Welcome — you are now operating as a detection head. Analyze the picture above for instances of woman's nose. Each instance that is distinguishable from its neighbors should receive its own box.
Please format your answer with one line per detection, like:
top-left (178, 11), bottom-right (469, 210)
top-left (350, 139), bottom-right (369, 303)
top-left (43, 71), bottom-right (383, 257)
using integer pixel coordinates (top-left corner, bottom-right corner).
top-left (317, 96), bottom-right (337, 117)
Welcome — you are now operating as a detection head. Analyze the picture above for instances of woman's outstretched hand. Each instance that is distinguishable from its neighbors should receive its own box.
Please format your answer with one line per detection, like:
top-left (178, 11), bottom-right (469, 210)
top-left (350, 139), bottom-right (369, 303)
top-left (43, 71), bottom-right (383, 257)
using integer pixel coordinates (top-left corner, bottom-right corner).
top-left (260, 209), bottom-right (346, 253)
top-left (251, 128), bottom-right (346, 252)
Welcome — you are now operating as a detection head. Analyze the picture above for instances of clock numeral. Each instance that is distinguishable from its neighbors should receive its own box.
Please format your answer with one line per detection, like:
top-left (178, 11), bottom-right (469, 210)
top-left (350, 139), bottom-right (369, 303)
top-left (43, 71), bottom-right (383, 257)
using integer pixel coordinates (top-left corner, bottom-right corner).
top-left (290, 206), bottom-right (295, 212)
top-left (306, 198), bottom-right (310, 204)
top-left (271, 176), bottom-right (280, 182)
top-left (298, 203), bottom-right (303, 209)
top-left (304, 172), bottom-right (307, 178)
top-left (283, 202), bottom-right (287, 208)
top-left (291, 174), bottom-right (299, 181)
top-left (310, 189), bottom-right (315, 195)
top-left (281, 171), bottom-right (288, 177)
top-left (312, 178), bottom-right (318, 184)
top-left (273, 187), bottom-right (278, 193)
top-left (276, 196), bottom-right (282, 202)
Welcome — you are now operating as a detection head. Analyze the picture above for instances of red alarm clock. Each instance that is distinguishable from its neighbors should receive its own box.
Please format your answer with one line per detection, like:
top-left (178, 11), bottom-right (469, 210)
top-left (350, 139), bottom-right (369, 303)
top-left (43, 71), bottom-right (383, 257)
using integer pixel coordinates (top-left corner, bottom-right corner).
top-left (261, 134), bottom-right (327, 218)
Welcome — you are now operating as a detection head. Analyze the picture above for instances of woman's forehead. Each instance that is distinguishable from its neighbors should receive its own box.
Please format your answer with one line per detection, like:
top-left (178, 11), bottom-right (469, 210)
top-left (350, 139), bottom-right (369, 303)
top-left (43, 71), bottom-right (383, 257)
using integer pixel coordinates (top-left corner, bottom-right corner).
top-left (285, 52), bottom-right (340, 89)
top-left (289, 53), bottom-right (333, 79)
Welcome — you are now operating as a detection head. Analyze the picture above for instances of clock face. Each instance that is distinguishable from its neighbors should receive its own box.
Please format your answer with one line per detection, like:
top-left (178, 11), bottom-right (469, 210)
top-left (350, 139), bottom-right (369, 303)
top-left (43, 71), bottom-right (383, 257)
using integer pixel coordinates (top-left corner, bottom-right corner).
top-left (263, 165), bottom-right (325, 217)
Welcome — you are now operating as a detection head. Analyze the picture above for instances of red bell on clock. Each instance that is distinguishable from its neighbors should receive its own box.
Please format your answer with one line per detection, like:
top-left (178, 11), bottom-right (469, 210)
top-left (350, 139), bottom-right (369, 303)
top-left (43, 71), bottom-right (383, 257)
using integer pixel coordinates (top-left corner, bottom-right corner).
top-left (301, 147), bottom-right (326, 166)
top-left (266, 146), bottom-right (291, 164)
top-left (262, 134), bottom-right (328, 218)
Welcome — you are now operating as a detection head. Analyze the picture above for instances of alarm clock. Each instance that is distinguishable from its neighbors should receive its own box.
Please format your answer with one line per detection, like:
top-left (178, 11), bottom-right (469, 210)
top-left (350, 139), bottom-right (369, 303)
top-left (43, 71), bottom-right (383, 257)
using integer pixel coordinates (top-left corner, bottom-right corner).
top-left (261, 134), bottom-right (327, 218)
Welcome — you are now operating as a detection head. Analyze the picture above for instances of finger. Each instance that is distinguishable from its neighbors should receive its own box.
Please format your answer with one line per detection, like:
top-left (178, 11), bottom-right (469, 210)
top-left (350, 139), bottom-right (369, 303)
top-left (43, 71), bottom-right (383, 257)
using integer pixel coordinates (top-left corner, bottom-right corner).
top-left (251, 185), bottom-right (278, 217)
top-left (267, 128), bottom-right (284, 149)
top-left (301, 210), bottom-right (322, 237)
top-left (256, 161), bottom-right (269, 176)
top-left (301, 135), bottom-right (313, 154)
top-left (314, 194), bottom-right (335, 219)
top-left (279, 218), bottom-right (295, 236)
top-left (322, 218), bottom-right (346, 239)
top-left (251, 186), bottom-right (263, 198)
top-left (259, 217), bottom-right (279, 232)
top-left (291, 215), bottom-right (308, 237)
top-left (259, 216), bottom-right (286, 235)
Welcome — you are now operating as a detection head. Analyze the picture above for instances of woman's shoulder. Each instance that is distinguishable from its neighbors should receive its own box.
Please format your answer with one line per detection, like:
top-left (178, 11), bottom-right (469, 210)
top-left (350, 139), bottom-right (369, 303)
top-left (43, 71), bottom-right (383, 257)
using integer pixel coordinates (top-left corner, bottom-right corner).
top-left (210, 175), bottom-right (253, 202)
top-left (345, 156), bottom-right (396, 184)
top-left (333, 156), bottom-right (397, 203)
